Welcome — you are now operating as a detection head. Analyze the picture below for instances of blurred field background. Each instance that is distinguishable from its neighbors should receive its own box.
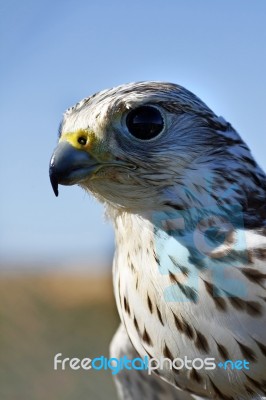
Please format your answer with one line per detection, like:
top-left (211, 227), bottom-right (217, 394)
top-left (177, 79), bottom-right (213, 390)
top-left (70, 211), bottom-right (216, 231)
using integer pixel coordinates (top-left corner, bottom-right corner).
top-left (1, 1), bottom-right (265, 399)
top-left (0, 272), bottom-right (119, 400)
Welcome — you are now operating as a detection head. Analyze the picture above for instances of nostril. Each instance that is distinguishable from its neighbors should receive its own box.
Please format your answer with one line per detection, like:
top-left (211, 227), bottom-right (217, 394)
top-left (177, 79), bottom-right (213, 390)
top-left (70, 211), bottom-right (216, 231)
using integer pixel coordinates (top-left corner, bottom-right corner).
top-left (78, 136), bottom-right (87, 145)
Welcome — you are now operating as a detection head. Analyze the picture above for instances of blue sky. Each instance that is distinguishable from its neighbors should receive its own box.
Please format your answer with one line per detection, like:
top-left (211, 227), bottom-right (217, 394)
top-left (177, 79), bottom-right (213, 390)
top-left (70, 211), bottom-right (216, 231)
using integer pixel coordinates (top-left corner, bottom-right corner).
top-left (1, 0), bottom-right (266, 269)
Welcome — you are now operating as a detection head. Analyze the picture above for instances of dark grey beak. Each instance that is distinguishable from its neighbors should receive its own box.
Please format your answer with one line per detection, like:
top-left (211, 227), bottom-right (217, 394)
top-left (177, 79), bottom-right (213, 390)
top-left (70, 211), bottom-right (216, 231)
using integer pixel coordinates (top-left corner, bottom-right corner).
top-left (49, 141), bottom-right (99, 197)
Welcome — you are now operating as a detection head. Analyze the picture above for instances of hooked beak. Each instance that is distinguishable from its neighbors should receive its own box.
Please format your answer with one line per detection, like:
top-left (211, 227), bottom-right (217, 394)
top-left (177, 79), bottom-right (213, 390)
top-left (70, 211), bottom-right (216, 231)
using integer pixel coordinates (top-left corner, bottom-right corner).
top-left (49, 141), bottom-right (100, 197)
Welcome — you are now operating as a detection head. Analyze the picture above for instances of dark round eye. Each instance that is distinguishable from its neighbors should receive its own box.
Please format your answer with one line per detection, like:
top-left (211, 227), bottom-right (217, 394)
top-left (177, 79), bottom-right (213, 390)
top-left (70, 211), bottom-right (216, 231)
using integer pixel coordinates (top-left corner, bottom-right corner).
top-left (126, 106), bottom-right (164, 140)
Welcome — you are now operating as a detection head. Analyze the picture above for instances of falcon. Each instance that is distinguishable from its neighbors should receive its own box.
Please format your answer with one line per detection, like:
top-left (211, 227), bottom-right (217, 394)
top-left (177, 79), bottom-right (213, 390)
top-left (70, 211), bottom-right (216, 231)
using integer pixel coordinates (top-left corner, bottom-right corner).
top-left (49, 82), bottom-right (266, 399)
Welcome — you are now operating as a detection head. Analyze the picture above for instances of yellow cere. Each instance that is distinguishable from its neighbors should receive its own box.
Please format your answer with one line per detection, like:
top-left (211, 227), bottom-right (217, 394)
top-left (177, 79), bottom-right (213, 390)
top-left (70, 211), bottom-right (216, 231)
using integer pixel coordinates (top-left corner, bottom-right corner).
top-left (59, 129), bottom-right (96, 151)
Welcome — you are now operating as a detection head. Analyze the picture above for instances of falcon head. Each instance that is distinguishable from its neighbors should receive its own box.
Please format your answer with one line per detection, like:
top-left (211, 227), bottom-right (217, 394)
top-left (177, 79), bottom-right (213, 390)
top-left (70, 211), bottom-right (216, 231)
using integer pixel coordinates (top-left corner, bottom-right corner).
top-left (50, 81), bottom-right (266, 226)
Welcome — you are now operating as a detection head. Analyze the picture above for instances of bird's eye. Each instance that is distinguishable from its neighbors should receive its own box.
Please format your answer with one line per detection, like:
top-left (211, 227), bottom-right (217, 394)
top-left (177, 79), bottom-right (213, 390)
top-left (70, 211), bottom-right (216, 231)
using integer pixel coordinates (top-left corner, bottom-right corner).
top-left (126, 106), bottom-right (164, 140)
